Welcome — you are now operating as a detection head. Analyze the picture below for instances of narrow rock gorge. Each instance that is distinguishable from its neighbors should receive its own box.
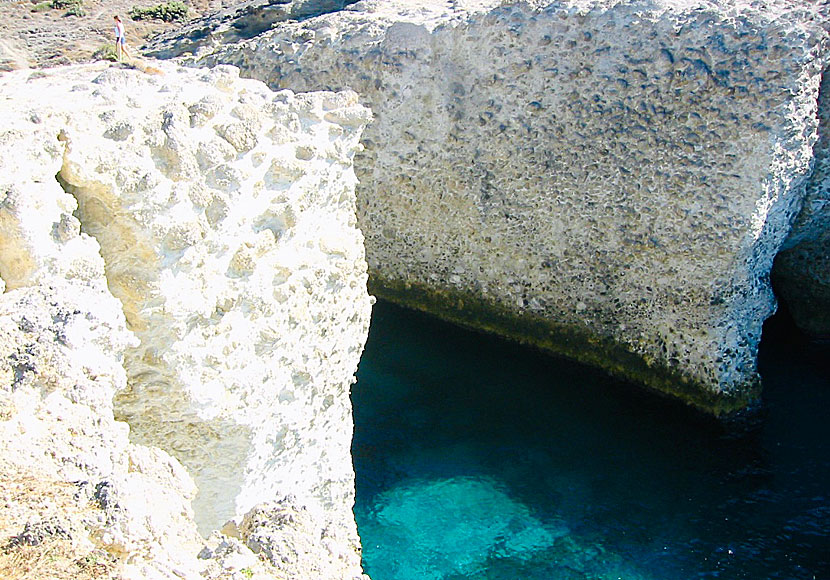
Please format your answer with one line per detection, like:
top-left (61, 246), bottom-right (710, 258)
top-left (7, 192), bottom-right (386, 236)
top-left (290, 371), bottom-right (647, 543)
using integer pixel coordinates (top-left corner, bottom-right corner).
top-left (168, 0), bottom-right (830, 414)
top-left (0, 61), bottom-right (371, 579)
top-left (2, 0), bottom-right (830, 577)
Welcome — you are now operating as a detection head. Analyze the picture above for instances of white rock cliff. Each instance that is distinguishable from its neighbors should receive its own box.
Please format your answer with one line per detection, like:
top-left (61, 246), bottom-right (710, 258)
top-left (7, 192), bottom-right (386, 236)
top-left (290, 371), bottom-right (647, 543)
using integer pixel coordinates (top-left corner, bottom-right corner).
top-left (185, 0), bottom-right (829, 413)
top-left (0, 61), bottom-right (372, 579)
top-left (773, 68), bottom-right (830, 336)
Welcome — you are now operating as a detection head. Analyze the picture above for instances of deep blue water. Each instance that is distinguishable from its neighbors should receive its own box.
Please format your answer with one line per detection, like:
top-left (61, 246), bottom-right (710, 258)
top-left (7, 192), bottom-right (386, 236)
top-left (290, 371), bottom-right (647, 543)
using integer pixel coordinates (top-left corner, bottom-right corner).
top-left (352, 300), bottom-right (830, 580)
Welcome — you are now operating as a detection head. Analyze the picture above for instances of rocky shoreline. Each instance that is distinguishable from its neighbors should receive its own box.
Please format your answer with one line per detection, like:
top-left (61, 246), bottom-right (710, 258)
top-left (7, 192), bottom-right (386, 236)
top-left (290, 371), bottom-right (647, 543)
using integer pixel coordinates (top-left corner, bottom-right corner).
top-left (1, 0), bottom-right (829, 578)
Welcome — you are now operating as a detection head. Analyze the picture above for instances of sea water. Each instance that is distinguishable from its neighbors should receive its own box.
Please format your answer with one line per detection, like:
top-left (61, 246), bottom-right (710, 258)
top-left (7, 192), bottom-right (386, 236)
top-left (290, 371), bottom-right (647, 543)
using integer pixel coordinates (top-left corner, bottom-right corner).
top-left (352, 300), bottom-right (830, 580)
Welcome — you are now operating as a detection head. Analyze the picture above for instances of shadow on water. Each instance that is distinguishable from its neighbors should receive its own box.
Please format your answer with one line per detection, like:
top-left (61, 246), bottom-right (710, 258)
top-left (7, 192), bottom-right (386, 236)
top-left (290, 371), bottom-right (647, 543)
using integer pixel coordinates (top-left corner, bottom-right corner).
top-left (352, 300), bottom-right (830, 580)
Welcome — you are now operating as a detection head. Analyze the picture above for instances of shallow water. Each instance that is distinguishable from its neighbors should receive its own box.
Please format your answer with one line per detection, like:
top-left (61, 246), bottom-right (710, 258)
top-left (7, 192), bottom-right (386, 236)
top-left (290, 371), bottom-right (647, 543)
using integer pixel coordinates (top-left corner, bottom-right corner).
top-left (352, 301), bottom-right (830, 580)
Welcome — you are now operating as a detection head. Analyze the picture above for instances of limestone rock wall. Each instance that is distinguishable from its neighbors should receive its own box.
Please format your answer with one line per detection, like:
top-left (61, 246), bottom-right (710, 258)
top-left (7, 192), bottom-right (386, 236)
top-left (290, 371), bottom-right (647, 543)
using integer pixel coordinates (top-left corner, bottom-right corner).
top-left (144, 0), bottom-right (361, 61)
top-left (189, 0), bottom-right (828, 413)
top-left (1, 61), bottom-right (372, 579)
top-left (773, 67), bottom-right (830, 336)
top-left (0, 99), bottom-right (202, 578)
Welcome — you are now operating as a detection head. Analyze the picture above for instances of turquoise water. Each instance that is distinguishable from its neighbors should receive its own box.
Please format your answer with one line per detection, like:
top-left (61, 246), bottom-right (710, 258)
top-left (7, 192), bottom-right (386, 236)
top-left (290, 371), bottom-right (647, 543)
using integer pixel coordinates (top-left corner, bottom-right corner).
top-left (352, 301), bottom-right (830, 580)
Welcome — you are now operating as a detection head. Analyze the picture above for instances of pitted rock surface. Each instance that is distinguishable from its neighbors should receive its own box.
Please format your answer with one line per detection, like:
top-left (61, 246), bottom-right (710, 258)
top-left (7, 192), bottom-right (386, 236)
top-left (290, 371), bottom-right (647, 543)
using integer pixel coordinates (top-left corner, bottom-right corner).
top-left (187, 0), bottom-right (829, 413)
top-left (1, 61), bottom-right (372, 579)
top-left (773, 66), bottom-right (830, 336)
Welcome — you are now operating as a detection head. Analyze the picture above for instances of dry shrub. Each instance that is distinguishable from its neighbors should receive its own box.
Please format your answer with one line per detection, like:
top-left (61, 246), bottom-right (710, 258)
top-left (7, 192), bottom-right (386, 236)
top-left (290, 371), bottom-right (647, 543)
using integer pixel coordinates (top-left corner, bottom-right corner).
top-left (0, 462), bottom-right (121, 580)
top-left (0, 543), bottom-right (118, 580)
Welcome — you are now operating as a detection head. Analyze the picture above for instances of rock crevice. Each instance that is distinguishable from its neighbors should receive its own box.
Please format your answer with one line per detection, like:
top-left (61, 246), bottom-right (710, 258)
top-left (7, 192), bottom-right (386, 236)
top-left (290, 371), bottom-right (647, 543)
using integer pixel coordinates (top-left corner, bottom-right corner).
top-left (1, 61), bottom-right (372, 579)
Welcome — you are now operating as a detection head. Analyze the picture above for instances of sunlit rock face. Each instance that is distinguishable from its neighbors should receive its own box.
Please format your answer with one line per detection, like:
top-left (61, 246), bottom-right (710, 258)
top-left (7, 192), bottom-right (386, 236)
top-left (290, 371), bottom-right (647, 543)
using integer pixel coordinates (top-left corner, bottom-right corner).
top-left (0, 61), bottom-right (372, 579)
top-left (187, 0), bottom-right (828, 414)
top-left (773, 69), bottom-right (830, 337)
top-left (144, 0), bottom-right (361, 60)
top-left (0, 86), bottom-right (201, 578)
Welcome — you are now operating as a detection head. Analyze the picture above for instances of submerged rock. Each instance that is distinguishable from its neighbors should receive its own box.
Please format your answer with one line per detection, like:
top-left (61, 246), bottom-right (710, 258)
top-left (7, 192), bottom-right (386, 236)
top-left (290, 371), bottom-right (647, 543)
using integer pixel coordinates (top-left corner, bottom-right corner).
top-left (0, 61), bottom-right (372, 578)
top-left (185, 0), bottom-right (829, 413)
top-left (358, 475), bottom-right (567, 579)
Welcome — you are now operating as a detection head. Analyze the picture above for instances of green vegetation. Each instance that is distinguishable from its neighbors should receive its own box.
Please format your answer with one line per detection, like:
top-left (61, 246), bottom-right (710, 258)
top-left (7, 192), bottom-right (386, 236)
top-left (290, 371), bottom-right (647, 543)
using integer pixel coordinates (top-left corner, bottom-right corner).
top-left (129, 1), bottom-right (189, 22)
top-left (64, 3), bottom-right (85, 16)
top-left (46, 0), bottom-right (85, 16)
top-left (92, 44), bottom-right (118, 62)
top-left (240, 568), bottom-right (254, 579)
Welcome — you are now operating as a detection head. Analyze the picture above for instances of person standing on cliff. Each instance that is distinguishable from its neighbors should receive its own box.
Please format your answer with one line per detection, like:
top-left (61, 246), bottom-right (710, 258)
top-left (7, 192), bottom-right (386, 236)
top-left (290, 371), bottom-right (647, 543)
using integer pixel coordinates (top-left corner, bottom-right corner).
top-left (114, 15), bottom-right (132, 62)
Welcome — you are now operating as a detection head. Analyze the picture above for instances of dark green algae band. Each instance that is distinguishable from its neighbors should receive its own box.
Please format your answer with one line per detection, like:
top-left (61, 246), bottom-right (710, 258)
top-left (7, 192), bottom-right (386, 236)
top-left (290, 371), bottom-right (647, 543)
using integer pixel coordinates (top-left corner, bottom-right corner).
top-left (369, 274), bottom-right (761, 417)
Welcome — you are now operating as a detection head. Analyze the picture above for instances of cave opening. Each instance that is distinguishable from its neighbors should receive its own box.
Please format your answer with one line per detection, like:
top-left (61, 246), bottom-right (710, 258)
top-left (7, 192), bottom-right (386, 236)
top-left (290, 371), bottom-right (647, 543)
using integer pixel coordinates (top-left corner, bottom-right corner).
top-left (351, 299), bottom-right (830, 580)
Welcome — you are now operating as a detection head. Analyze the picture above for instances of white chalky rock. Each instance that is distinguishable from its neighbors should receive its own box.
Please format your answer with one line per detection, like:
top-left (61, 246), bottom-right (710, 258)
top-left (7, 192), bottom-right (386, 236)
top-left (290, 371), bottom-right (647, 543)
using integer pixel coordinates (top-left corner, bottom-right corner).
top-left (0, 107), bottom-right (201, 577)
top-left (773, 71), bottom-right (830, 336)
top-left (188, 0), bottom-right (829, 413)
top-left (1, 61), bottom-right (372, 579)
top-left (0, 285), bottom-right (210, 579)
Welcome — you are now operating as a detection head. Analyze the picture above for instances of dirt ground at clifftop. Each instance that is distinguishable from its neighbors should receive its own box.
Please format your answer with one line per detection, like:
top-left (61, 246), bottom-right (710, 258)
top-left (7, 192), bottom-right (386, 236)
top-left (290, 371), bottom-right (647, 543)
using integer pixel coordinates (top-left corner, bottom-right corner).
top-left (0, 0), bottom-right (233, 69)
top-left (0, 459), bottom-right (120, 580)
